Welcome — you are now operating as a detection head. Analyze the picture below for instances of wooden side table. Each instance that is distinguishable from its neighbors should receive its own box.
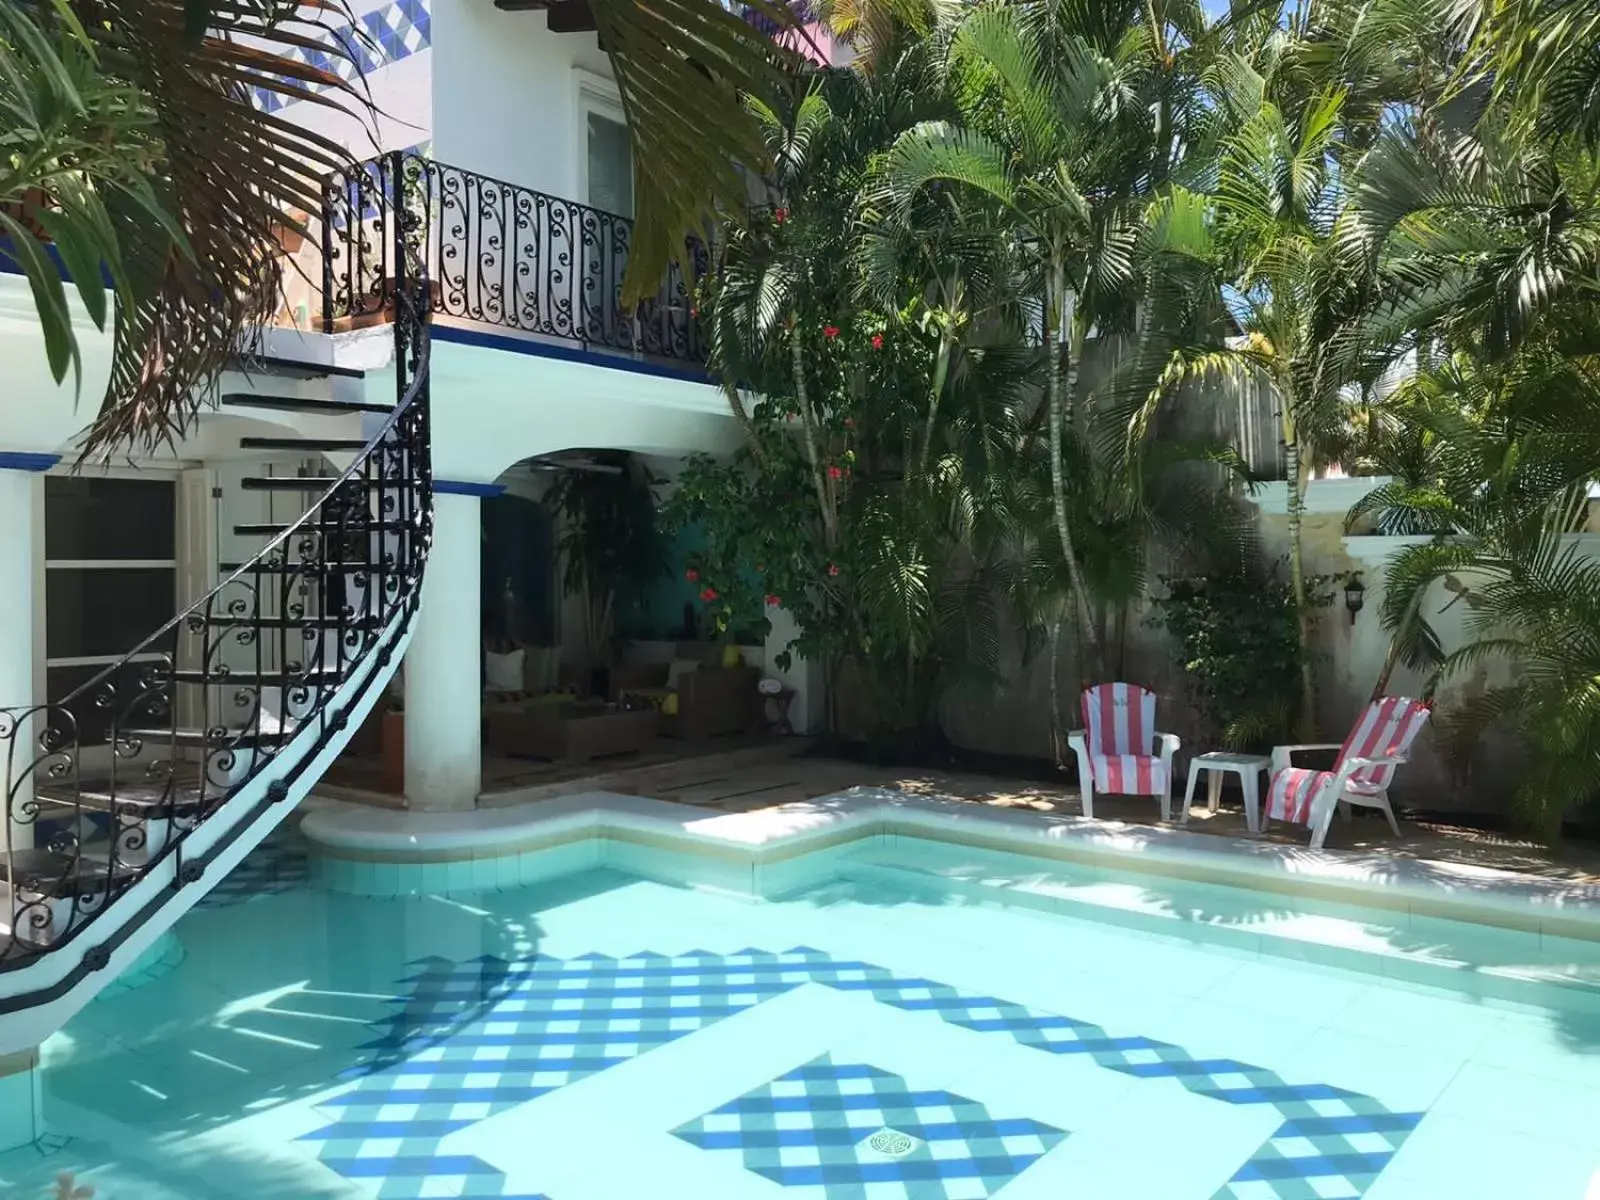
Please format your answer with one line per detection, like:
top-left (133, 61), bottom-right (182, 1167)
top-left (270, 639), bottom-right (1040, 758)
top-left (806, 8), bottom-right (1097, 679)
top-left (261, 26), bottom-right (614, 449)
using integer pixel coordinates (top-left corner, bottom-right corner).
top-left (764, 686), bottom-right (797, 735)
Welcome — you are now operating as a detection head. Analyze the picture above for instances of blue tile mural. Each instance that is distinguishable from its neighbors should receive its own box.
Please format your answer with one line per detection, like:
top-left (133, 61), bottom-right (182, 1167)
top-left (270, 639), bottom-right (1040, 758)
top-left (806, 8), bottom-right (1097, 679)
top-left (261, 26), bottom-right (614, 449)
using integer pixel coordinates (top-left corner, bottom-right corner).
top-left (294, 947), bottom-right (1424, 1199)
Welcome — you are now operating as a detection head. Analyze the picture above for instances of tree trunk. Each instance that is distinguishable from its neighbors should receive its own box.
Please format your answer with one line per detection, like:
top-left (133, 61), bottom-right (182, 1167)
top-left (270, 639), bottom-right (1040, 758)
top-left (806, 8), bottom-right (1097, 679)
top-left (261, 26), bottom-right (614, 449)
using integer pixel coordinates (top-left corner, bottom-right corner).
top-left (1282, 424), bottom-right (1317, 738)
top-left (1048, 612), bottom-right (1064, 766)
top-left (1371, 582), bottom-right (1426, 701)
top-left (792, 330), bottom-right (837, 548)
top-left (720, 379), bottom-right (766, 464)
top-left (918, 320), bottom-right (954, 478)
top-left (1046, 257), bottom-right (1103, 679)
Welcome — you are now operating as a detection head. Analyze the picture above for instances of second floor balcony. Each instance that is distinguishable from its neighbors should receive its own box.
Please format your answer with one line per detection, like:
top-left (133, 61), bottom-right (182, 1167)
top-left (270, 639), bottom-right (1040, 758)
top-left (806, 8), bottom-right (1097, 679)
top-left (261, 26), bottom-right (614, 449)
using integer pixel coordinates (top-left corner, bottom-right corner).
top-left (317, 151), bottom-right (706, 368)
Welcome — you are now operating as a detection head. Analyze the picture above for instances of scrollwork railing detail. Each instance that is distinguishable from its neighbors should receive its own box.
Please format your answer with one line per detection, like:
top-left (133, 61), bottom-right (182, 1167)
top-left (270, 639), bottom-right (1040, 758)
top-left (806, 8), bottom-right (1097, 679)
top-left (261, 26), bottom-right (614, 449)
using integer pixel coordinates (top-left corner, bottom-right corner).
top-left (324, 151), bottom-right (706, 364)
top-left (0, 160), bottom-right (432, 973)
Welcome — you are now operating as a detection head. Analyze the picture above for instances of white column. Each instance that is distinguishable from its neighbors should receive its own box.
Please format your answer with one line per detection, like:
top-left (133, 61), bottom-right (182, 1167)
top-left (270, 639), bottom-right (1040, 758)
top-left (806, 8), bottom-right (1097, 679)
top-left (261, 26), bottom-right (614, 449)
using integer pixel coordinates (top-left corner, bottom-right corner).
top-left (404, 487), bottom-right (486, 811)
top-left (0, 461), bottom-right (46, 854)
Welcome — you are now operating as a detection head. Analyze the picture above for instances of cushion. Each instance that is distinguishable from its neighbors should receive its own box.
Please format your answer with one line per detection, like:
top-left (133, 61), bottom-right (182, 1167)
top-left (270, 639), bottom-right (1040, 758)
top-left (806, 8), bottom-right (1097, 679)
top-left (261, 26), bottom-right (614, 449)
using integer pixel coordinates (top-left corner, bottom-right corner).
top-left (523, 645), bottom-right (559, 693)
top-left (485, 648), bottom-right (525, 694)
top-left (1087, 754), bottom-right (1168, 796)
top-left (1267, 766), bottom-right (1332, 825)
top-left (622, 687), bottom-right (679, 717)
top-left (665, 658), bottom-right (699, 691)
top-left (1267, 765), bottom-right (1383, 825)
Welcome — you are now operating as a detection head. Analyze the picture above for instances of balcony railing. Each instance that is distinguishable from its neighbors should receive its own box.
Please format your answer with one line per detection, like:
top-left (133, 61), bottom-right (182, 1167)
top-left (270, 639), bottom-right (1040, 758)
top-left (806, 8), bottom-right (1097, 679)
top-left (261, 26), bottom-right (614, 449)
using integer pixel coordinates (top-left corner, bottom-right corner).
top-left (323, 151), bottom-right (706, 365)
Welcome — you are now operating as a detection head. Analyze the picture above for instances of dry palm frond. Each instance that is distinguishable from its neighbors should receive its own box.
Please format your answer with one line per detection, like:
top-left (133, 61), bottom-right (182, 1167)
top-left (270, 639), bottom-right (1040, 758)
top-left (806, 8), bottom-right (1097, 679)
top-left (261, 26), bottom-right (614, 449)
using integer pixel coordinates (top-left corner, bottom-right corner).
top-left (71, 0), bottom-right (376, 455)
top-left (0, 0), bottom-right (375, 456)
top-left (588, 0), bottom-right (802, 305)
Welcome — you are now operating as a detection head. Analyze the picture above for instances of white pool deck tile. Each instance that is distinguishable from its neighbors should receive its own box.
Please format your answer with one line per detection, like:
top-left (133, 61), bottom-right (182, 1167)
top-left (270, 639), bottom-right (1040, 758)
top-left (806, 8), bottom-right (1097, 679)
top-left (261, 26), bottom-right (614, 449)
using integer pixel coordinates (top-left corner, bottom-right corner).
top-left (1370, 1116), bottom-right (1600, 1200)
top-left (1275, 1027), bottom-right (1472, 1112)
top-left (1000, 1077), bottom-right (1280, 1200)
top-left (1428, 1060), bottom-right (1600, 1149)
top-left (1322, 986), bottom-right (1509, 1058)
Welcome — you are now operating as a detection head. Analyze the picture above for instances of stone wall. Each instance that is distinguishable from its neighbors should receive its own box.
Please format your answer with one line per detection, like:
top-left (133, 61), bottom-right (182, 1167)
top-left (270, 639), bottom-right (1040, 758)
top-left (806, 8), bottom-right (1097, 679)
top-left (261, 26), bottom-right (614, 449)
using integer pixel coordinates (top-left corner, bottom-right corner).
top-left (934, 478), bottom-right (1575, 817)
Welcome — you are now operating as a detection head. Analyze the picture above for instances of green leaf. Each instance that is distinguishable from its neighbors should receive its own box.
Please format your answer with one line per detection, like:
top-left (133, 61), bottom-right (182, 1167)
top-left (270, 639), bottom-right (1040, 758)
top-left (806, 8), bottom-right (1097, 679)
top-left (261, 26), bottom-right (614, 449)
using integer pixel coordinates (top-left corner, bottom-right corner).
top-left (0, 210), bottom-right (79, 389)
top-left (35, 205), bottom-right (109, 331)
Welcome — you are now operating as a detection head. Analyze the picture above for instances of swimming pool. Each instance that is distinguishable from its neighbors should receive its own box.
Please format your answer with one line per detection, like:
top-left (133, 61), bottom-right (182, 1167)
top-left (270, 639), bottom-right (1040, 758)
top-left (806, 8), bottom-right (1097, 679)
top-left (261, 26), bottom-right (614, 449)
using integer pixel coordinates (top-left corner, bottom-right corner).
top-left (3, 812), bottom-right (1598, 1200)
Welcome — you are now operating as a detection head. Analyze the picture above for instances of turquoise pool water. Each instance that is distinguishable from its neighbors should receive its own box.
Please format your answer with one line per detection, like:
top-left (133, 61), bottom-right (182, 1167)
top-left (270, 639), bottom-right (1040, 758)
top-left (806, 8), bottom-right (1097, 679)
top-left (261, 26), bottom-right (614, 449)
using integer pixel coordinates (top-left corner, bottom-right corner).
top-left (3, 826), bottom-right (1599, 1199)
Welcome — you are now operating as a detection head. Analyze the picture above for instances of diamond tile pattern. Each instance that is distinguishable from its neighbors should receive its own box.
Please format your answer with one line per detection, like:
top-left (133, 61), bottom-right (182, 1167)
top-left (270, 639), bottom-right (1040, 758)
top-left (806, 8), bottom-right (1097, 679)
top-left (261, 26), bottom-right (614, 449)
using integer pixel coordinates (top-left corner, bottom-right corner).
top-left (674, 1053), bottom-right (1067, 1197)
top-left (252, 0), bottom-right (431, 114)
top-left (295, 947), bottom-right (1424, 1199)
top-left (196, 829), bottom-right (309, 909)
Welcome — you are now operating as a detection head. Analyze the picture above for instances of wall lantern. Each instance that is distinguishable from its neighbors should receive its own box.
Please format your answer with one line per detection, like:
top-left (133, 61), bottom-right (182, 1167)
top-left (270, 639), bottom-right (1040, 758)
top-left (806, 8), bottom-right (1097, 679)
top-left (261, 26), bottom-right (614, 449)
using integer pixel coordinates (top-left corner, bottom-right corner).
top-left (1344, 572), bottom-right (1366, 624)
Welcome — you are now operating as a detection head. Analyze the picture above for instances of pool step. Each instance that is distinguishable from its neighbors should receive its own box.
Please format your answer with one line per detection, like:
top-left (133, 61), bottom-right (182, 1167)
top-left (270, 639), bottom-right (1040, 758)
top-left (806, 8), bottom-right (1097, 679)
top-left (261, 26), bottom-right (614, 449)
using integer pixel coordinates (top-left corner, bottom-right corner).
top-left (833, 849), bottom-right (1600, 1013)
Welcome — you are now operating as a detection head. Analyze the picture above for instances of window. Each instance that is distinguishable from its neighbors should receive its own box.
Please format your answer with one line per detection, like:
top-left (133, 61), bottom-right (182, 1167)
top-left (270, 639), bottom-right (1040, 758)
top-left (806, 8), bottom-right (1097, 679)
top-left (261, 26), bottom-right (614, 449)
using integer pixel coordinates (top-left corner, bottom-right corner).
top-left (44, 476), bottom-right (179, 733)
top-left (576, 74), bottom-right (632, 218)
top-left (585, 109), bottom-right (633, 219)
top-left (575, 73), bottom-right (634, 346)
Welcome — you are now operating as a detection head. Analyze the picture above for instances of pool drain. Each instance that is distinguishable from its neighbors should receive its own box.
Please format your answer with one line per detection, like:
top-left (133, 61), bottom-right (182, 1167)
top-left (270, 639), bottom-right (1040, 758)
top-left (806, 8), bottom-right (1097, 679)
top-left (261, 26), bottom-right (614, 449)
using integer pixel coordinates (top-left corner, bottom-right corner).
top-left (864, 1128), bottom-right (919, 1157)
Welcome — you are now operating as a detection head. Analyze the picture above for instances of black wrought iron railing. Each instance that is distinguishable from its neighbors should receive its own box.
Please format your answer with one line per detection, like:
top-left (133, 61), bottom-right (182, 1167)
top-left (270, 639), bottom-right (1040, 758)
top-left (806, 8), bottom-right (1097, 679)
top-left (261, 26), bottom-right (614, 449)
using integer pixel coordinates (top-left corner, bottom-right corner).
top-left (323, 150), bottom-right (707, 364)
top-left (0, 199), bottom-right (433, 976)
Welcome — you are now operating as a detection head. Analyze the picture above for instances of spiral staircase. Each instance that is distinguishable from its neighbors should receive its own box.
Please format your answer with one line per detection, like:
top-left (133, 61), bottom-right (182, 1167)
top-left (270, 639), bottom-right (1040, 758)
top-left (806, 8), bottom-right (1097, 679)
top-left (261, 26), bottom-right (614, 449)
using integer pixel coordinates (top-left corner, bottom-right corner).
top-left (0, 155), bottom-right (432, 1055)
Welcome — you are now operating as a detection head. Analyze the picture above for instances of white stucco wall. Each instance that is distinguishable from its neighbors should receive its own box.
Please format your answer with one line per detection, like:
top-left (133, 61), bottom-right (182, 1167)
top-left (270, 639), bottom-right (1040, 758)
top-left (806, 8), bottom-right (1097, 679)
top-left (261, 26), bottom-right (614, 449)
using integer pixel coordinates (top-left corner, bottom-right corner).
top-left (0, 276), bottom-right (115, 455)
top-left (268, 0), bottom-right (434, 161)
top-left (422, 337), bottom-right (738, 483)
top-left (431, 0), bottom-right (612, 199)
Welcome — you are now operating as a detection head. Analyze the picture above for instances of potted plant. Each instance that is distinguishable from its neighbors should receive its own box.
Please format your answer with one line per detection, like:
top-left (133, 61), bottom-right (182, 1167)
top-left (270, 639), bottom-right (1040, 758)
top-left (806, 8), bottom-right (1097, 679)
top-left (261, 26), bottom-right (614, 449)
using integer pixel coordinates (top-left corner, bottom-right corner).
top-left (547, 453), bottom-right (667, 694)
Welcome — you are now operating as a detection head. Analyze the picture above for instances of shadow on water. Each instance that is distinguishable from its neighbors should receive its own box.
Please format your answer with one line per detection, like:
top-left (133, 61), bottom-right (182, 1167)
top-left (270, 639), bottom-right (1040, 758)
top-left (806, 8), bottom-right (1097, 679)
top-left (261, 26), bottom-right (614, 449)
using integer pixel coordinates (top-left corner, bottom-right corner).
top-left (20, 857), bottom-right (654, 1197)
top-left (779, 831), bottom-right (1600, 1055)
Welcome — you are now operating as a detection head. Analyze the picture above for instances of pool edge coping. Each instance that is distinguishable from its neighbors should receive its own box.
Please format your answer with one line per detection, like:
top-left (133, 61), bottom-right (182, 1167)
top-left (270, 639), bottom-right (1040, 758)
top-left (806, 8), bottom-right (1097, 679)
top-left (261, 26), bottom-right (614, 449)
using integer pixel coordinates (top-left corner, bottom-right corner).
top-left (299, 787), bottom-right (1600, 944)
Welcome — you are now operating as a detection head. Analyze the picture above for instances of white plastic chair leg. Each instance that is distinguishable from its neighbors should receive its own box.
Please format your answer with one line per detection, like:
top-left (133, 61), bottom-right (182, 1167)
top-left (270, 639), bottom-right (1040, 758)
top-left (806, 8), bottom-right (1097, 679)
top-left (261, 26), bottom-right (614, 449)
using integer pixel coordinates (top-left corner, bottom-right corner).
top-left (1242, 770), bottom-right (1261, 834)
top-left (1080, 778), bottom-right (1095, 819)
top-left (1206, 770), bottom-right (1223, 815)
top-left (1180, 761), bottom-right (1201, 825)
top-left (1159, 781), bottom-right (1173, 823)
top-left (1377, 793), bottom-right (1401, 836)
top-left (1309, 809), bottom-right (1332, 850)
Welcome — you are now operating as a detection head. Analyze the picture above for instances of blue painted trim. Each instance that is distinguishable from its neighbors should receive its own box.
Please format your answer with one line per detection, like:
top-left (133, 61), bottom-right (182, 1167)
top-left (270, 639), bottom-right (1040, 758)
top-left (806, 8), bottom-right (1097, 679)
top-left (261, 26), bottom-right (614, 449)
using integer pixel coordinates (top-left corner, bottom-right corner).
top-left (431, 322), bottom-right (712, 385)
top-left (0, 452), bottom-right (62, 472)
top-left (435, 479), bottom-right (505, 498)
top-left (0, 236), bottom-right (114, 288)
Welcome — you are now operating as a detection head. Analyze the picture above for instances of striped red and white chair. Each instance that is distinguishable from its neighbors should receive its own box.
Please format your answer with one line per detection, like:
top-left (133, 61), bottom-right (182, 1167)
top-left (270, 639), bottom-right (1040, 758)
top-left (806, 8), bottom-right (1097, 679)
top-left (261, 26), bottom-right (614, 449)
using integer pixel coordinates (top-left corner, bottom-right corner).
top-left (1067, 683), bottom-right (1181, 821)
top-left (1265, 696), bottom-right (1432, 849)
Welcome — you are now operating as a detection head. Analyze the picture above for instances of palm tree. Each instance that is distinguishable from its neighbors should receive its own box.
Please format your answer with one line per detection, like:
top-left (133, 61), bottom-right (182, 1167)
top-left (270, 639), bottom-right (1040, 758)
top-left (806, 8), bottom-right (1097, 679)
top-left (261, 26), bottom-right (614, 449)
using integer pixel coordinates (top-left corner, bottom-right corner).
top-left (1160, 59), bottom-right (1378, 735)
top-left (1428, 526), bottom-right (1600, 839)
top-left (876, 1), bottom-right (1164, 681)
top-left (3, 1), bottom-right (378, 454)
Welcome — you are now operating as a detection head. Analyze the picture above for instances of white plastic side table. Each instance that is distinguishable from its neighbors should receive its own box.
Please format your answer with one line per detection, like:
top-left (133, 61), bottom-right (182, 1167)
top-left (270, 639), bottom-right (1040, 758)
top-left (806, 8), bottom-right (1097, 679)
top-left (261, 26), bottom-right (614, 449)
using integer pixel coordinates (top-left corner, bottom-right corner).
top-left (1181, 752), bottom-right (1271, 833)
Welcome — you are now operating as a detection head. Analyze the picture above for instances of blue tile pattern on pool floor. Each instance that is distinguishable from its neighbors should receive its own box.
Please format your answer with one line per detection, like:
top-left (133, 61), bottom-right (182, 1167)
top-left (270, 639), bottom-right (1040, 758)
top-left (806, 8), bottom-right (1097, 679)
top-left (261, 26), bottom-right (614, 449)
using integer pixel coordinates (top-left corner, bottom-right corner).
top-left (674, 1052), bottom-right (1067, 1197)
top-left (295, 948), bottom-right (1424, 1199)
top-left (195, 829), bottom-right (309, 909)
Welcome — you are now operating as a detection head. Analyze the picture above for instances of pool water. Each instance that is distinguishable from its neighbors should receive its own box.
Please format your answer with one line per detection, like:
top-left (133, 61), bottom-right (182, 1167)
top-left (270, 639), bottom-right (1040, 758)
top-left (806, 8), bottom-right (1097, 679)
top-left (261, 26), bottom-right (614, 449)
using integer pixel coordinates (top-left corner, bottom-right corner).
top-left (3, 828), bottom-right (1599, 1199)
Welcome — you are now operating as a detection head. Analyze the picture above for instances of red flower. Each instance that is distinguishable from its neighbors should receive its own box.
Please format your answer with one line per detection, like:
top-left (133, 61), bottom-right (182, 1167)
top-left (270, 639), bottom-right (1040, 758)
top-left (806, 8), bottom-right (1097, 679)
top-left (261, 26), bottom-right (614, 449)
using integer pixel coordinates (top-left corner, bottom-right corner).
top-left (766, 594), bottom-right (781, 607)
top-left (689, 306), bottom-right (700, 318)
top-left (685, 568), bottom-right (699, 582)
top-left (871, 333), bottom-right (883, 350)
top-left (827, 465), bottom-right (844, 480)
top-left (700, 586), bottom-right (719, 602)
top-left (823, 324), bottom-right (841, 340)
top-left (774, 206), bottom-right (789, 224)
top-left (827, 563), bottom-right (840, 578)
top-left (843, 417), bottom-right (855, 429)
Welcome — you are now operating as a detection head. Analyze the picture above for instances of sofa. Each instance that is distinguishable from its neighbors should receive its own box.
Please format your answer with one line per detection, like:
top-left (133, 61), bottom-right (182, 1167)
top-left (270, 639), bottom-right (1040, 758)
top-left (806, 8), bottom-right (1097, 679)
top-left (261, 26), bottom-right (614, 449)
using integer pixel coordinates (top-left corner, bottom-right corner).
top-left (612, 661), bottom-right (760, 739)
